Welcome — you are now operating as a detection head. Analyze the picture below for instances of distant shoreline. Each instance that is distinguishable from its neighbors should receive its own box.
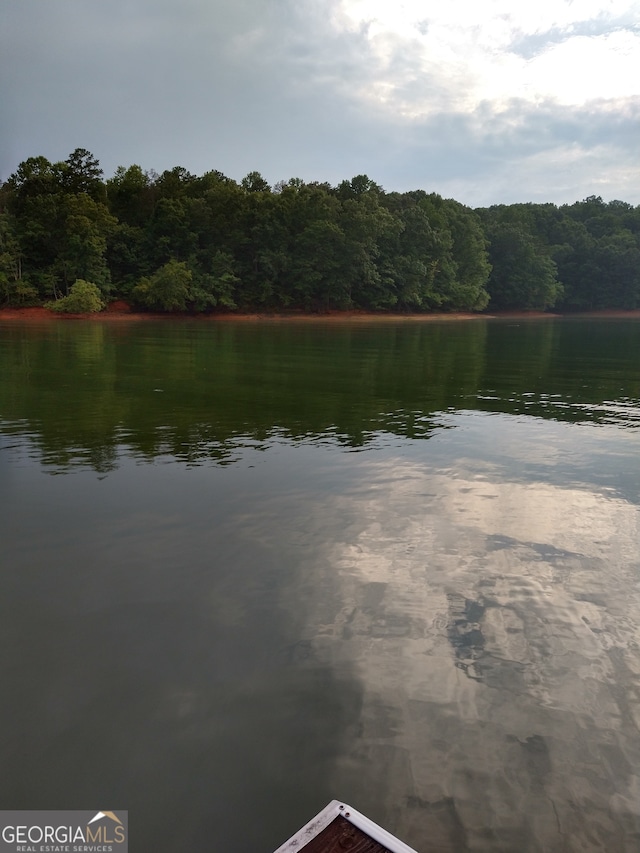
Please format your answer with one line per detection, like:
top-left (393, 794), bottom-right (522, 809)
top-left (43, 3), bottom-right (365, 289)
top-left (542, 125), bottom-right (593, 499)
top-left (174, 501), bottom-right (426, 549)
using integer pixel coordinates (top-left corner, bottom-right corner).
top-left (1, 305), bottom-right (640, 323)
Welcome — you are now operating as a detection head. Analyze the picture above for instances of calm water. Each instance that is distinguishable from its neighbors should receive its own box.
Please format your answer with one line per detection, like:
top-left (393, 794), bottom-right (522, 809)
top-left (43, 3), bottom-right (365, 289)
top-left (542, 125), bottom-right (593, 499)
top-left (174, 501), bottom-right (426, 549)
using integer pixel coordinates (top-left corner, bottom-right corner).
top-left (0, 317), bottom-right (639, 852)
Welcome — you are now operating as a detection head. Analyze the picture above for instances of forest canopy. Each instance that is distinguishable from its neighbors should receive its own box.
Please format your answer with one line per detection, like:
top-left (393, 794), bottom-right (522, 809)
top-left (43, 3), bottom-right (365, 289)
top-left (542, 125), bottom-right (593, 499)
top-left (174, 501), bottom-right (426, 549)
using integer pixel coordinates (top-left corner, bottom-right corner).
top-left (1, 149), bottom-right (639, 313)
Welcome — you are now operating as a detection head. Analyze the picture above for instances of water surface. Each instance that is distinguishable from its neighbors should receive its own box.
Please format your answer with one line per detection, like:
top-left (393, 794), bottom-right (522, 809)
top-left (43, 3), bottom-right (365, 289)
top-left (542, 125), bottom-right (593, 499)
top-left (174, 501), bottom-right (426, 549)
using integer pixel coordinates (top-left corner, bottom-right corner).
top-left (0, 317), bottom-right (639, 852)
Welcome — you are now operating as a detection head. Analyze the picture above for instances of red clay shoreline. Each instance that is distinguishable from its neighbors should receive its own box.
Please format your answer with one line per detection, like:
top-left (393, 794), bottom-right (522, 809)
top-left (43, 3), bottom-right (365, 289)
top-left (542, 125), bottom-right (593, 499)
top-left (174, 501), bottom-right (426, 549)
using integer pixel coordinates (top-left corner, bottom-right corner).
top-left (1, 305), bottom-right (640, 323)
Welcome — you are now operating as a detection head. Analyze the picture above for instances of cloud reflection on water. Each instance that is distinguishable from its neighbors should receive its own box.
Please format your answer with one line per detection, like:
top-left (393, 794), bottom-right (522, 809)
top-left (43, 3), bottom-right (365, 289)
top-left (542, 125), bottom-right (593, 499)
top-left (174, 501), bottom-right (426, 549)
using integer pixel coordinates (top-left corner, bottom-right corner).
top-left (303, 450), bottom-right (640, 850)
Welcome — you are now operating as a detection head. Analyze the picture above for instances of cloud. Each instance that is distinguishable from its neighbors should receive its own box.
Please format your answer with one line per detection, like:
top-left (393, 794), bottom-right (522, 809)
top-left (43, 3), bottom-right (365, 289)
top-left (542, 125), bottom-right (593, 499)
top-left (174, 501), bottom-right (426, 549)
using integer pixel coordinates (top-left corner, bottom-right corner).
top-left (0, 0), bottom-right (638, 205)
top-left (388, 95), bottom-right (640, 204)
top-left (332, 0), bottom-right (640, 113)
top-left (508, 16), bottom-right (636, 59)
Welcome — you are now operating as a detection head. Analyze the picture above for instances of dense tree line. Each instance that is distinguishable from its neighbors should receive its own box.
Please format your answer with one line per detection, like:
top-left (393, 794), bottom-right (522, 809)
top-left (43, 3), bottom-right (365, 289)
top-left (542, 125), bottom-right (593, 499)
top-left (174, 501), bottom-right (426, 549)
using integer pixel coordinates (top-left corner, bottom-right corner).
top-left (1, 149), bottom-right (638, 312)
top-left (477, 199), bottom-right (640, 311)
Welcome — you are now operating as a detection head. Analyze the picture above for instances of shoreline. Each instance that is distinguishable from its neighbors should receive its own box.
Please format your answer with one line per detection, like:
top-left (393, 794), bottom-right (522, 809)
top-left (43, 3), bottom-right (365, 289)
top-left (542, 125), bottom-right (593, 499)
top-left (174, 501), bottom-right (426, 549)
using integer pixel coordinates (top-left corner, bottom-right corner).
top-left (1, 305), bottom-right (640, 323)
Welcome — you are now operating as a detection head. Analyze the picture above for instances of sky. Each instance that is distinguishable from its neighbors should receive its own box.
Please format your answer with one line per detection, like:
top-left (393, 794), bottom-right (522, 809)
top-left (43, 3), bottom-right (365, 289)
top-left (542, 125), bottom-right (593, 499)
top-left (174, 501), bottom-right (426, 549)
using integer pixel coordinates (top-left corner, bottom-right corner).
top-left (1, 0), bottom-right (639, 207)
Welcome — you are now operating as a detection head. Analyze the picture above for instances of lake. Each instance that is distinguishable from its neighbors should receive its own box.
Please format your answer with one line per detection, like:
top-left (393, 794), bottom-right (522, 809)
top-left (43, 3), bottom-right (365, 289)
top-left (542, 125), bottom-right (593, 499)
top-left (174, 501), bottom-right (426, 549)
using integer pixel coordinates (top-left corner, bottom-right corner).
top-left (0, 316), bottom-right (639, 852)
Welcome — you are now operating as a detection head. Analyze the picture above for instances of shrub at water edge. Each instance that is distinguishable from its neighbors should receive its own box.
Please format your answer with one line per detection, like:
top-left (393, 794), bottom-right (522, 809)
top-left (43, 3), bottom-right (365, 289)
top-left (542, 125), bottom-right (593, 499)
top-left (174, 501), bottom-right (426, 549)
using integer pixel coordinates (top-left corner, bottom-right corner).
top-left (45, 279), bottom-right (105, 313)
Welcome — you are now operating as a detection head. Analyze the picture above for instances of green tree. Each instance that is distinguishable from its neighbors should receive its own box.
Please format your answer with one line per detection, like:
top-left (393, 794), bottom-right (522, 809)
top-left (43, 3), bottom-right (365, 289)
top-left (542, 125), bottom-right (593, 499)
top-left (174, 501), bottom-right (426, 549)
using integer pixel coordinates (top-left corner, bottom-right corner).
top-left (0, 212), bottom-right (39, 305)
top-left (57, 194), bottom-right (117, 295)
top-left (484, 224), bottom-right (562, 310)
top-left (190, 252), bottom-right (238, 311)
top-left (132, 259), bottom-right (193, 312)
top-left (155, 166), bottom-right (196, 200)
top-left (106, 222), bottom-right (150, 293)
top-left (241, 171), bottom-right (271, 193)
top-left (106, 164), bottom-right (157, 227)
top-left (438, 200), bottom-right (490, 310)
top-left (62, 148), bottom-right (105, 201)
top-left (147, 197), bottom-right (196, 267)
top-left (45, 279), bottom-right (105, 313)
top-left (6, 156), bottom-right (64, 212)
top-left (339, 194), bottom-right (400, 310)
top-left (335, 174), bottom-right (383, 200)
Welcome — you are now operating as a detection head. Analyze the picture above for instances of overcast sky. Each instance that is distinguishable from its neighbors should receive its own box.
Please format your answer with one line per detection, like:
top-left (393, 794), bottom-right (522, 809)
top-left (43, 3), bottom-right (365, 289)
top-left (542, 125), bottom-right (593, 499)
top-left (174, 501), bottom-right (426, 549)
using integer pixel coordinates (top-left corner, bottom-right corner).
top-left (2, 0), bottom-right (639, 207)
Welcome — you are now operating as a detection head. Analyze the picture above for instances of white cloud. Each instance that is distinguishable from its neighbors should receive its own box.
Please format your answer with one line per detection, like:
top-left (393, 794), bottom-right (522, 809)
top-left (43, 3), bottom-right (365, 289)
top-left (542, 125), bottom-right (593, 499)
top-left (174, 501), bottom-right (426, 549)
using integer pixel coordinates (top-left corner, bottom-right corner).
top-left (529, 30), bottom-right (640, 102)
top-left (332, 0), bottom-right (640, 115)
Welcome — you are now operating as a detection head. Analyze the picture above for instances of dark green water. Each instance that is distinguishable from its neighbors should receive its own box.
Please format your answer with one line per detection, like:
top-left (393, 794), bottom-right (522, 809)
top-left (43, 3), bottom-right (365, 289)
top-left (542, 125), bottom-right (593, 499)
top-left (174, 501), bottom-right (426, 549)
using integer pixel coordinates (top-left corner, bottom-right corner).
top-left (1, 317), bottom-right (639, 852)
